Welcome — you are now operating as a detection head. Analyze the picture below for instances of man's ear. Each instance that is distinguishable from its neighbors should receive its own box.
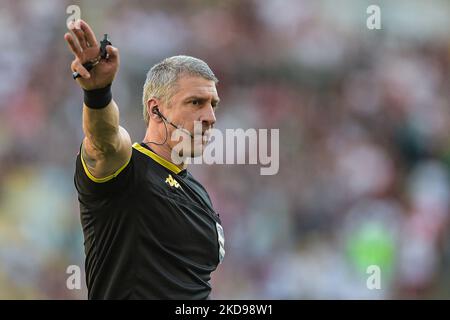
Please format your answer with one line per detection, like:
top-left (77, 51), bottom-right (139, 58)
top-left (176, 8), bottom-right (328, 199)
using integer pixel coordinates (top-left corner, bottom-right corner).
top-left (147, 98), bottom-right (162, 122)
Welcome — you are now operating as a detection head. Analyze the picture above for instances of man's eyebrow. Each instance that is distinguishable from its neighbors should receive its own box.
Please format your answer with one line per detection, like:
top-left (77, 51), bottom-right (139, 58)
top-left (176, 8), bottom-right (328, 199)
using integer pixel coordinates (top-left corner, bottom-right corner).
top-left (184, 95), bottom-right (220, 103)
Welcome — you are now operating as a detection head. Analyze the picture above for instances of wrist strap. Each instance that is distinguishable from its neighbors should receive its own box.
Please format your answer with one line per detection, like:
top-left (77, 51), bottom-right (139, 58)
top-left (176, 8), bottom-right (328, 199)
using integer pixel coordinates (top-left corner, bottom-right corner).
top-left (83, 84), bottom-right (112, 109)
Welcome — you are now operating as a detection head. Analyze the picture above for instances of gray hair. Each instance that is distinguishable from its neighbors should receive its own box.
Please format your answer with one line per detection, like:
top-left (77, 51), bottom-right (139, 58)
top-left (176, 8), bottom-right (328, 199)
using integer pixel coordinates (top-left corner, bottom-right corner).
top-left (142, 55), bottom-right (218, 125)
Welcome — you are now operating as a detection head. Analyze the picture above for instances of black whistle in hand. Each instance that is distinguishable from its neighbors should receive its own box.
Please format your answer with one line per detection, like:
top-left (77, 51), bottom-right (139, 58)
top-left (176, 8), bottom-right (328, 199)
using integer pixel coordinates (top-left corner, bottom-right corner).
top-left (99, 34), bottom-right (112, 59)
top-left (72, 34), bottom-right (112, 80)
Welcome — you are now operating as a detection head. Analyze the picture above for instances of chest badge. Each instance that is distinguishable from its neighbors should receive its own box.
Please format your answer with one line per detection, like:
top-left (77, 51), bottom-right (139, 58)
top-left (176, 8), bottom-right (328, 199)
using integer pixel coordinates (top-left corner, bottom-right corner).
top-left (216, 222), bottom-right (225, 264)
top-left (165, 174), bottom-right (181, 189)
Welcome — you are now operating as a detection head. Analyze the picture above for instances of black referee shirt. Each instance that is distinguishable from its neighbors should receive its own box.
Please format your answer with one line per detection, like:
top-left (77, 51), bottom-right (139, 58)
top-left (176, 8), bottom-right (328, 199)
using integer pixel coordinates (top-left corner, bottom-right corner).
top-left (74, 142), bottom-right (225, 299)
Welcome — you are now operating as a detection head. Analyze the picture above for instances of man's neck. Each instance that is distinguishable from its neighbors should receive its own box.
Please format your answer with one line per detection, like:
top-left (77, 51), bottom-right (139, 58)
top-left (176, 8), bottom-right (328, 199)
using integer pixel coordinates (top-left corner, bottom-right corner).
top-left (143, 134), bottom-right (187, 171)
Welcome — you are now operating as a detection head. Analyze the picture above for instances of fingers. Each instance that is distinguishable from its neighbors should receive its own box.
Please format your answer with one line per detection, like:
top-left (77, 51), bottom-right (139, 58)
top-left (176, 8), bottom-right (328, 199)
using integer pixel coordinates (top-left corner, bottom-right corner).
top-left (72, 26), bottom-right (88, 50)
top-left (105, 45), bottom-right (119, 63)
top-left (71, 60), bottom-right (91, 79)
top-left (80, 20), bottom-right (98, 48)
top-left (64, 33), bottom-right (82, 59)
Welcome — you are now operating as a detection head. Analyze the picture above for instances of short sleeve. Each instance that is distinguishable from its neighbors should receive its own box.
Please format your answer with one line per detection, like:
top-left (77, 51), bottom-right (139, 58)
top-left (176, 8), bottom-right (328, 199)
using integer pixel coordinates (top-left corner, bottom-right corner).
top-left (74, 145), bottom-right (133, 198)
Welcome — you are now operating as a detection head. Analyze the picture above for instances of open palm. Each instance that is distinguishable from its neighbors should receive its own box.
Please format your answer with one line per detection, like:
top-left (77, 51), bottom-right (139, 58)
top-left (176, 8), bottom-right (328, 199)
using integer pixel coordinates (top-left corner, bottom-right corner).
top-left (64, 20), bottom-right (119, 90)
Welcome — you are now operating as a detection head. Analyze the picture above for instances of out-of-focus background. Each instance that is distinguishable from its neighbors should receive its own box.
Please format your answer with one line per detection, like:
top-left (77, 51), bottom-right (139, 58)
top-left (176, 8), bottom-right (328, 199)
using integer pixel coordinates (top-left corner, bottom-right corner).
top-left (0, 0), bottom-right (449, 299)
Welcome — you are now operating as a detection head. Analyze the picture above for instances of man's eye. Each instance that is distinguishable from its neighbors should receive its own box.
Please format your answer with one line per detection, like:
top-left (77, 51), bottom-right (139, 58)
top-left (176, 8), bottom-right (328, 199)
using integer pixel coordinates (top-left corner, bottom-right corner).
top-left (192, 100), bottom-right (199, 105)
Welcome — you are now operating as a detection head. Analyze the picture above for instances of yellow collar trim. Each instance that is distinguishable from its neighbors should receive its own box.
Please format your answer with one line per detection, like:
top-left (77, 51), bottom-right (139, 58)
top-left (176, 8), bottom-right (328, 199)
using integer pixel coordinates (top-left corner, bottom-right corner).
top-left (132, 143), bottom-right (182, 174)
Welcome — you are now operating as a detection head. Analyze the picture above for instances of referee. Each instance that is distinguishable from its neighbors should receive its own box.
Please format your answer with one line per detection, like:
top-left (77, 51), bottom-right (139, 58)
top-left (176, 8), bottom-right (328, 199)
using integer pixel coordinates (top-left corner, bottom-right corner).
top-left (64, 20), bottom-right (225, 299)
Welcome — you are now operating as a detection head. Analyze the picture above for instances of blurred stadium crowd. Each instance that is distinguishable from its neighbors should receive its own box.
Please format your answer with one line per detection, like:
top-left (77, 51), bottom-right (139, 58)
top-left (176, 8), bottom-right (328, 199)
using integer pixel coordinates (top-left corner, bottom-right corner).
top-left (0, 0), bottom-right (449, 299)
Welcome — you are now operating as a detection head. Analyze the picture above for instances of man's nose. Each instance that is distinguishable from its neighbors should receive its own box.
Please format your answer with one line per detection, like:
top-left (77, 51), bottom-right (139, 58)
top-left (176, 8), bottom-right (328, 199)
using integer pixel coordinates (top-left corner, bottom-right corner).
top-left (201, 104), bottom-right (216, 126)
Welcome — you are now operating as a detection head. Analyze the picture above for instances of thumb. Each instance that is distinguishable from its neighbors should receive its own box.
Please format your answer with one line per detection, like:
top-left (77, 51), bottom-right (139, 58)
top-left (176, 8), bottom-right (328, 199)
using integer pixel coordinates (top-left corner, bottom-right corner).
top-left (106, 45), bottom-right (119, 63)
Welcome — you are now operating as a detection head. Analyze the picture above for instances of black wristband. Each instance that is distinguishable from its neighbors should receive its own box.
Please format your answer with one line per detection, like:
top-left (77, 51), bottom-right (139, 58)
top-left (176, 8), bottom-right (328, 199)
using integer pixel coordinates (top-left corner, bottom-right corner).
top-left (83, 84), bottom-right (112, 109)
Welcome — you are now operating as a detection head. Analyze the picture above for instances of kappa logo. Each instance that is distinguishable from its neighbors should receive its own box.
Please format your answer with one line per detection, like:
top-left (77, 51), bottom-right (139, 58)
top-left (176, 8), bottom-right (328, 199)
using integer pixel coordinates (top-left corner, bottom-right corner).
top-left (165, 174), bottom-right (180, 188)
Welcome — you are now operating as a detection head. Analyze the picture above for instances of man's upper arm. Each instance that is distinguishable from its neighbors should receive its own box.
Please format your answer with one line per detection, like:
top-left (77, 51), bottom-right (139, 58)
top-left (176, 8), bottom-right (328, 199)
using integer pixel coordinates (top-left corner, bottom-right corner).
top-left (75, 126), bottom-right (133, 198)
top-left (81, 125), bottom-right (132, 182)
top-left (74, 127), bottom-right (133, 200)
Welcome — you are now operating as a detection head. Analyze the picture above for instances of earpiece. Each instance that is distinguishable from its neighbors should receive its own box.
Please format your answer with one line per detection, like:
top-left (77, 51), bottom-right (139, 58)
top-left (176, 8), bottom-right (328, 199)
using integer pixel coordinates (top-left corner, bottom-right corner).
top-left (149, 106), bottom-right (193, 138)
top-left (152, 106), bottom-right (160, 116)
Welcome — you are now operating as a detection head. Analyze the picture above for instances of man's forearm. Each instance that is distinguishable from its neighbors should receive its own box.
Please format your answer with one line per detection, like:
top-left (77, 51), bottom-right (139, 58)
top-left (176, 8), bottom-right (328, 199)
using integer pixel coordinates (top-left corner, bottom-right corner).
top-left (82, 99), bottom-right (121, 155)
top-left (80, 88), bottom-right (132, 178)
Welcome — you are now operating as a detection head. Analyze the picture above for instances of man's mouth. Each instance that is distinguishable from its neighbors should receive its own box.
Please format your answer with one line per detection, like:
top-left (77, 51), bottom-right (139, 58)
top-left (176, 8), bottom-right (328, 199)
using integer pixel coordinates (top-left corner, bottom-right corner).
top-left (195, 129), bottom-right (211, 143)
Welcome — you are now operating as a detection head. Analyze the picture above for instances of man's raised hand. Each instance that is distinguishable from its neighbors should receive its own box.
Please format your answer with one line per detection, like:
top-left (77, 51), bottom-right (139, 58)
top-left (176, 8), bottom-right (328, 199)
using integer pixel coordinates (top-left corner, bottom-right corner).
top-left (64, 20), bottom-right (119, 90)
